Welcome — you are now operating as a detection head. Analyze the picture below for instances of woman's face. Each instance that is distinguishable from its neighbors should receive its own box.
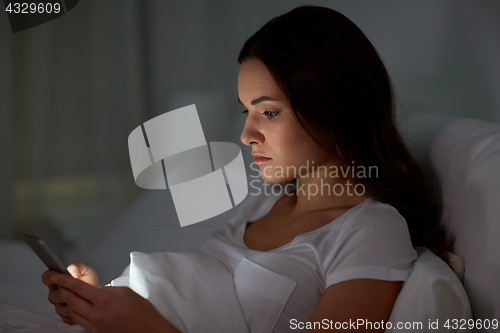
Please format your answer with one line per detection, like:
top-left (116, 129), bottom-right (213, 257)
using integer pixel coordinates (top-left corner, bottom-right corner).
top-left (239, 58), bottom-right (337, 183)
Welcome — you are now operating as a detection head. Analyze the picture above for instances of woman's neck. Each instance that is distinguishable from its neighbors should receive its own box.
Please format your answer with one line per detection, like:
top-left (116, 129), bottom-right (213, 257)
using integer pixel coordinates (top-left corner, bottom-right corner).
top-left (291, 172), bottom-right (369, 217)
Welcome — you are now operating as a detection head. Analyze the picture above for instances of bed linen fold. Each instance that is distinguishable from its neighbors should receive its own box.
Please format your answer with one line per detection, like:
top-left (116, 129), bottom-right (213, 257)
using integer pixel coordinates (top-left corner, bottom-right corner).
top-left (111, 250), bottom-right (250, 333)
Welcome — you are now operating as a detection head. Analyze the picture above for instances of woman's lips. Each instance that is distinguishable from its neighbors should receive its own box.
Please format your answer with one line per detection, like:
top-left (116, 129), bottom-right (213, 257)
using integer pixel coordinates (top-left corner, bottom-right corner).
top-left (253, 155), bottom-right (271, 164)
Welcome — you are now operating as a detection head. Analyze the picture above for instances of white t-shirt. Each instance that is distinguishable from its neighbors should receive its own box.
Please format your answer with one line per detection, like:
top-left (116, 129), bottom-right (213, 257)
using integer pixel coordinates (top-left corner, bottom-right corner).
top-left (197, 182), bottom-right (417, 332)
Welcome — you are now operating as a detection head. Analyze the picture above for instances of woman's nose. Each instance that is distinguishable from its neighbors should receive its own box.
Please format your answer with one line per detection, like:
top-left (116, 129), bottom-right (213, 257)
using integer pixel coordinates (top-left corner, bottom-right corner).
top-left (240, 118), bottom-right (265, 146)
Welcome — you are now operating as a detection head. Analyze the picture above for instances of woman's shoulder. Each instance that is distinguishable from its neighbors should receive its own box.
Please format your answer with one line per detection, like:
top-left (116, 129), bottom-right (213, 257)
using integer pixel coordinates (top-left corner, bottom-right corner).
top-left (321, 198), bottom-right (417, 288)
top-left (338, 198), bottom-right (410, 235)
top-left (301, 197), bottom-right (408, 242)
top-left (307, 197), bottom-right (414, 258)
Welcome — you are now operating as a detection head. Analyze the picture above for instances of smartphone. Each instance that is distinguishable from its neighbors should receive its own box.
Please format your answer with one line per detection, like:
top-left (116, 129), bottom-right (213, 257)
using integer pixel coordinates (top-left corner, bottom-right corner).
top-left (24, 234), bottom-right (71, 275)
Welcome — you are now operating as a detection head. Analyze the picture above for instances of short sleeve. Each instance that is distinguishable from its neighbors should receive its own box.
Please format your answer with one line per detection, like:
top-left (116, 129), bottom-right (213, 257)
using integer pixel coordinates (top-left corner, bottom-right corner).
top-left (323, 203), bottom-right (417, 289)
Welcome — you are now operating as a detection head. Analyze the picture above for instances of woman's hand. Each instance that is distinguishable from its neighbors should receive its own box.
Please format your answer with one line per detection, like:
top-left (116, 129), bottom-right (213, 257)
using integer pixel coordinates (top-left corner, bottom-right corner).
top-left (43, 272), bottom-right (180, 333)
top-left (42, 260), bottom-right (99, 324)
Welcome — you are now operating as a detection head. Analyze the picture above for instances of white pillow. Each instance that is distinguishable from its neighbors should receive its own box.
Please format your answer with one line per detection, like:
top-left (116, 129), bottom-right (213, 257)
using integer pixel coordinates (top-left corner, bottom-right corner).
top-left (110, 251), bottom-right (249, 333)
top-left (431, 118), bottom-right (500, 321)
top-left (387, 247), bottom-right (473, 332)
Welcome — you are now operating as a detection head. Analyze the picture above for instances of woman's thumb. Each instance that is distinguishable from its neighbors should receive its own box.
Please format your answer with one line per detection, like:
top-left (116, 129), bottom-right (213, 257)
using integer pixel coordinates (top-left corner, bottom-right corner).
top-left (66, 260), bottom-right (86, 278)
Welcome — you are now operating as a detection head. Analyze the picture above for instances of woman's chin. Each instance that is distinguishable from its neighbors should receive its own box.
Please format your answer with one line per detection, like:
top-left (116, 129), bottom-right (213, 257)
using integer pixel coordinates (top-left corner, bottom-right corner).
top-left (260, 176), bottom-right (295, 184)
top-left (260, 177), bottom-right (281, 184)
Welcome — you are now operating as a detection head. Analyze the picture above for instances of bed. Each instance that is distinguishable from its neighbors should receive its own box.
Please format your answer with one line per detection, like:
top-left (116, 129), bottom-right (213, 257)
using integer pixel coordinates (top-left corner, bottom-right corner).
top-left (0, 113), bottom-right (499, 332)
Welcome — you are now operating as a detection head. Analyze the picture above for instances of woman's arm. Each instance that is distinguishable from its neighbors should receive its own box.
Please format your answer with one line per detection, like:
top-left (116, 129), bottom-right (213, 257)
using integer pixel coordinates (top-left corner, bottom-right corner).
top-left (43, 271), bottom-right (181, 333)
top-left (307, 279), bottom-right (402, 332)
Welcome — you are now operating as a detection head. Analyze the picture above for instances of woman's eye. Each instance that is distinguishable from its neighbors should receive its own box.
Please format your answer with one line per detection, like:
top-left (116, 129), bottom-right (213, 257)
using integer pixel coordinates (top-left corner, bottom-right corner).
top-left (241, 110), bottom-right (279, 119)
top-left (262, 111), bottom-right (279, 118)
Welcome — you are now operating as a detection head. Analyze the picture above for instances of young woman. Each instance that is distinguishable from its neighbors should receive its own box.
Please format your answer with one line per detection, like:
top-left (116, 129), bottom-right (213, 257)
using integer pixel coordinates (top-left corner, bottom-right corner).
top-left (42, 5), bottom-right (450, 332)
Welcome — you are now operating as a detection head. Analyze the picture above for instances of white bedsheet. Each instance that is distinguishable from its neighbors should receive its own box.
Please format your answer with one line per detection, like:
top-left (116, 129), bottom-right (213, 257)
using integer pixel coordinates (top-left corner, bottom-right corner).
top-left (0, 282), bottom-right (88, 332)
top-left (0, 304), bottom-right (87, 333)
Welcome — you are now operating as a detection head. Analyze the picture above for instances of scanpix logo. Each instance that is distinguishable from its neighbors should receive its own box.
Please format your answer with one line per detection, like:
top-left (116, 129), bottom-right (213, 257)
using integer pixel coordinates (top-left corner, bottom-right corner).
top-left (128, 105), bottom-right (249, 227)
top-left (3, 0), bottom-right (79, 33)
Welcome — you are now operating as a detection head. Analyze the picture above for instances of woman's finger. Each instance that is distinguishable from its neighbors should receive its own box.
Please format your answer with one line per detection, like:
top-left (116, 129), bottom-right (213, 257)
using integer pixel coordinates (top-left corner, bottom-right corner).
top-left (66, 261), bottom-right (84, 278)
top-left (60, 315), bottom-right (74, 325)
top-left (42, 270), bottom-right (59, 290)
top-left (67, 260), bottom-right (100, 287)
top-left (60, 287), bottom-right (94, 319)
top-left (48, 288), bottom-right (66, 304)
top-left (52, 273), bottom-right (100, 304)
top-left (69, 307), bottom-right (97, 332)
top-left (54, 303), bottom-right (71, 319)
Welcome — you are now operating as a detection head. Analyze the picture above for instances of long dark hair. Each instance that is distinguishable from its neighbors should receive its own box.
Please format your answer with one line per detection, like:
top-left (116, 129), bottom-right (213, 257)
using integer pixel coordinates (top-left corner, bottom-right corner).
top-left (238, 5), bottom-right (451, 264)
